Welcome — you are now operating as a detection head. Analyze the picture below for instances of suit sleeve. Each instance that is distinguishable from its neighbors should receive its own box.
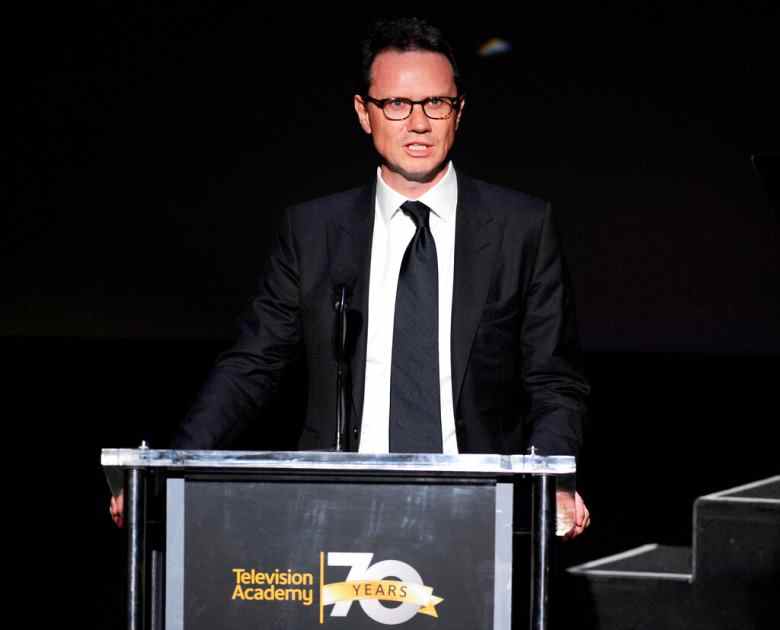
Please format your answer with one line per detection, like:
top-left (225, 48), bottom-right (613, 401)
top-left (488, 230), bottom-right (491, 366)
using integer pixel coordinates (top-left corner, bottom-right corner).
top-left (171, 209), bottom-right (303, 449)
top-left (520, 202), bottom-right (590, 457)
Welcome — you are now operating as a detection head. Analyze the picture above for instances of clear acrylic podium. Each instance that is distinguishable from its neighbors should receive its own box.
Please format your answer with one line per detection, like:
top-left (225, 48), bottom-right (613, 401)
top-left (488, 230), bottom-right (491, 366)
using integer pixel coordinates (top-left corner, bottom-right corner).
top-left (102, 448), bottom-right (575, 630)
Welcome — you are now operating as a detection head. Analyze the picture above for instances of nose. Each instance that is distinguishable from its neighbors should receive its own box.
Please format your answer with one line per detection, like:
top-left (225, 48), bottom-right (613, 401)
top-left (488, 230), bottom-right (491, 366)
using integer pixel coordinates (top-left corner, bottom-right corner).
top-left (407, 102), bottom-right (432, 132)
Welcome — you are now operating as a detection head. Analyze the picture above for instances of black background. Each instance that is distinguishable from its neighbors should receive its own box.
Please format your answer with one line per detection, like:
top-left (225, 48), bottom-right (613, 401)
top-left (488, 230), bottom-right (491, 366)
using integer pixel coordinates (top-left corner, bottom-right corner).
top-left (8, 4), bottom-right (779, 348)
top-left (4, 4), bottom-right (779, 628)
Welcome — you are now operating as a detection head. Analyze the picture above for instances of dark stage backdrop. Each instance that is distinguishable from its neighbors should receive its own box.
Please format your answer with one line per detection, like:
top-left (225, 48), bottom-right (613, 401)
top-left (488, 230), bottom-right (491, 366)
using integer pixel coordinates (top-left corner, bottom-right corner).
top-left (6, 4), bottom-right (779, 351)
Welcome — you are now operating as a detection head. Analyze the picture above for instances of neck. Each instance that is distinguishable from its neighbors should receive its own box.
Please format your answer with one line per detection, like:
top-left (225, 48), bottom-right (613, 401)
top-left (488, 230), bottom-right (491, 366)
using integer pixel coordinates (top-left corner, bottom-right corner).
top-left (380, 162), bottom-right (448, 199)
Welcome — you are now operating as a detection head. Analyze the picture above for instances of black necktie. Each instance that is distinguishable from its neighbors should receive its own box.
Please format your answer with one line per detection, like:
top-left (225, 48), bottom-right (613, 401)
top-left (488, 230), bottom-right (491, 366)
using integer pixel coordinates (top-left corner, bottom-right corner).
top-left (389, 200), bottom-right (443, 453)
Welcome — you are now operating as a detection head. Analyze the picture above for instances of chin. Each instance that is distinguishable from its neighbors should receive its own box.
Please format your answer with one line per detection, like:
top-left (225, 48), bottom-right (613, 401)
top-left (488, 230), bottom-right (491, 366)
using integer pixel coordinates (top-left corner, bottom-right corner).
top-left (386, 159), bottom-right (447, 184)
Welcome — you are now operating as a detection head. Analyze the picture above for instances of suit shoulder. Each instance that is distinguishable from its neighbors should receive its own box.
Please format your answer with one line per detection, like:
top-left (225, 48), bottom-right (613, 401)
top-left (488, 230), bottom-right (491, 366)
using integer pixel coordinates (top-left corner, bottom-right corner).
top-left (462, 173), bottom-right (549, 219)
top-left (285, 185), bottom-right (367, 224)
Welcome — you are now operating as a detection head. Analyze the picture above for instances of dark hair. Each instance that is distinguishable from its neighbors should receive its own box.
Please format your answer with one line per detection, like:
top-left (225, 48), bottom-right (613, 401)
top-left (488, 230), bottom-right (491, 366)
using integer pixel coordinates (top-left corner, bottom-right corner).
top-left (359, 18), bottom-right (461, 96)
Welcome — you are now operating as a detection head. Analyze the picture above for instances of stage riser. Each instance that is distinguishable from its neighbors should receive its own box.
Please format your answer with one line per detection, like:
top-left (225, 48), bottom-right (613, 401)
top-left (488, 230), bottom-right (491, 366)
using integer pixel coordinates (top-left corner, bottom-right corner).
top-left (565, 477), bottom-right (779, 630)
top-left (695, 496), bottom-right (780, 582)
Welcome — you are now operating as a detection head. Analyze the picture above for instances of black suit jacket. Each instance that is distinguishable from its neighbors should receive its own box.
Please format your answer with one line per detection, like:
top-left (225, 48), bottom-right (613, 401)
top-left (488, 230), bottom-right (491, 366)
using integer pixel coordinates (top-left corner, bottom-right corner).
top-left (173, 172), bottom-right (589, 456)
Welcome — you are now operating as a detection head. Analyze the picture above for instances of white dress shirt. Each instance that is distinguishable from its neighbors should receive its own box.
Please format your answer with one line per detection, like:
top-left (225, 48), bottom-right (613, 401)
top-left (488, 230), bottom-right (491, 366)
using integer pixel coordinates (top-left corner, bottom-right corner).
top-left (359, 161), bottom-right (459, 454)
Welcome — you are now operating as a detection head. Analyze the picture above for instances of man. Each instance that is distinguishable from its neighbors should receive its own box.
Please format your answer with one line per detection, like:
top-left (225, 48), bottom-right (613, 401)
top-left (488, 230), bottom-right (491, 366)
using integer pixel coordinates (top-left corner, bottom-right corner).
top-left (111, 18), bottom-right (591, 537)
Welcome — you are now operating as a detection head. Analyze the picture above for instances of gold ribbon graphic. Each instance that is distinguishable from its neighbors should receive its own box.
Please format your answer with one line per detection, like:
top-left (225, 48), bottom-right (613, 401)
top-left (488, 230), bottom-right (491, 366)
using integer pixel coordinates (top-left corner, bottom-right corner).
top-left (322, 580), bottom-right (444, 617)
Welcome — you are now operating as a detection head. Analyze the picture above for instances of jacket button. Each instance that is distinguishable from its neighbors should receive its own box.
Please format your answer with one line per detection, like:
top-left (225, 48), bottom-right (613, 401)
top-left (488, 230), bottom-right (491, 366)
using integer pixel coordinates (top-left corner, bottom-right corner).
top-left (352, 427), bottom-right (360, 438)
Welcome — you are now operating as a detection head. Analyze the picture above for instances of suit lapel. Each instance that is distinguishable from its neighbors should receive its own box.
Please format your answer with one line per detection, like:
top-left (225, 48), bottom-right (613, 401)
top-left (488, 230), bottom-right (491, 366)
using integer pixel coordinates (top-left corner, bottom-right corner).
top-left (451, 175), bottom-right (498, 411)
top-left (326, 181), bottom-right (375, 427)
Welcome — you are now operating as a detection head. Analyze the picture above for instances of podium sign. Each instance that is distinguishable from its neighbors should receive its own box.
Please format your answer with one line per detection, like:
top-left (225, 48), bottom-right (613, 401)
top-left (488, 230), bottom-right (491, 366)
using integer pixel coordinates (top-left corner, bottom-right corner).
top-left (173, 479), bottom-right (504, 629)
top-left (102, 450), bottom-right (575, 630)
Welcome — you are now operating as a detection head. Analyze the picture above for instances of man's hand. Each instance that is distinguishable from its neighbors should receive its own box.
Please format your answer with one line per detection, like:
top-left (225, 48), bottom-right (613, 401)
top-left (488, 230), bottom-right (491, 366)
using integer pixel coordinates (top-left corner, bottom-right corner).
top-left (109, 490), bottom-right (124, 529)
top-left (557, 490), bottom-right (591, 540)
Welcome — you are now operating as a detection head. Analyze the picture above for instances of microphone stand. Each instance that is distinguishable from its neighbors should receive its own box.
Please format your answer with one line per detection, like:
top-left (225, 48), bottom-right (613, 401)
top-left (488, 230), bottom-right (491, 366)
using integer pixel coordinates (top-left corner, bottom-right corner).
top-left (334, 285), bottom-right (349, 451)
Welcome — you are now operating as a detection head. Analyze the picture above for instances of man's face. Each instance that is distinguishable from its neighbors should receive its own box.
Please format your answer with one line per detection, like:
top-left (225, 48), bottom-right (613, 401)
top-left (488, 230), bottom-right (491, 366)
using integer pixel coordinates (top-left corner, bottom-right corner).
top-left (354, 50), bottom-right (464, 196)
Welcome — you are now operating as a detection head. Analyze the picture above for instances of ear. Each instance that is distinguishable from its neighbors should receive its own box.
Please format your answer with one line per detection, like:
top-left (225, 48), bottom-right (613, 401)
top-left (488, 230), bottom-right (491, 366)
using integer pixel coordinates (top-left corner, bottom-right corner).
top-left (354, 95), bottom-right (372, 135)
top-left (455, 96), bottom-right (465, 130)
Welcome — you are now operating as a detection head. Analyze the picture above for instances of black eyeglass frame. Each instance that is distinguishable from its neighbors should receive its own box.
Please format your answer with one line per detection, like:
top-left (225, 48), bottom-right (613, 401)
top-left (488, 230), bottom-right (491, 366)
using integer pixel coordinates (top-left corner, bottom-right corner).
top-left (362, 95), bottom-right (464, 120)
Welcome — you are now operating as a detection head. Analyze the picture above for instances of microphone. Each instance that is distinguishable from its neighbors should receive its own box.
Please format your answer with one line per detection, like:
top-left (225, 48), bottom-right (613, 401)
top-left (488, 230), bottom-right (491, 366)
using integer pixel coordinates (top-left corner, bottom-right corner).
top-left (333, 284), bottom-right (349, 357)
top-left (333, 284), bottom-right (350, 451)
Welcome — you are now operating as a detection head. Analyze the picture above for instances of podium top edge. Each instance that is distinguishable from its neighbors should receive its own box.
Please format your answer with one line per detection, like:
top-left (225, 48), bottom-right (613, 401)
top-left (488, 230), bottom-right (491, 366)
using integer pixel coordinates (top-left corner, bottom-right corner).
top-left (99, 449), bottom-right (575, 475)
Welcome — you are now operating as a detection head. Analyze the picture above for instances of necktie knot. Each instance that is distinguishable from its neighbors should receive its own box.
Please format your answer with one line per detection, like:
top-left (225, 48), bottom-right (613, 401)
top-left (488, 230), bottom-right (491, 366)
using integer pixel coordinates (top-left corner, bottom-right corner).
top-left (401, 200), bottom-right (431, 230)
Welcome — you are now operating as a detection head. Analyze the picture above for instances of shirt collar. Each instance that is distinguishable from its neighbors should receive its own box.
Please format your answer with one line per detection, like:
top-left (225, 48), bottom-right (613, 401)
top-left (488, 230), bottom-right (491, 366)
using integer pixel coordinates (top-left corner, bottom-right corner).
top-left (375, 161), bottom-right (458, 224)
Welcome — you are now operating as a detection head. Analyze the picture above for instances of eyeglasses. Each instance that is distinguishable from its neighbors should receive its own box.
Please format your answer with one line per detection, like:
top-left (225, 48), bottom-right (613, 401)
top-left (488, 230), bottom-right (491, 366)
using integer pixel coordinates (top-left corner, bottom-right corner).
top-left (363, 95), bottom-right (463, 121)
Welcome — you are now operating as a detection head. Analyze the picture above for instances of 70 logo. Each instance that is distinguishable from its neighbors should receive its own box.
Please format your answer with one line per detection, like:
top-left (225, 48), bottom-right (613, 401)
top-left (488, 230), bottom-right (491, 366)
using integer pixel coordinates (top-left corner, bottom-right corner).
top-left (321, 552), bottom-right (442, 625)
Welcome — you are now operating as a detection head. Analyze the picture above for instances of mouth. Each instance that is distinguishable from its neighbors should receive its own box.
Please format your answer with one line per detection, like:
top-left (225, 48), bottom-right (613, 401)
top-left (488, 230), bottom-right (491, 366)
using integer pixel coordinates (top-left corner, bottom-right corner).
top-left (404, 142), bottom-right (434, 157)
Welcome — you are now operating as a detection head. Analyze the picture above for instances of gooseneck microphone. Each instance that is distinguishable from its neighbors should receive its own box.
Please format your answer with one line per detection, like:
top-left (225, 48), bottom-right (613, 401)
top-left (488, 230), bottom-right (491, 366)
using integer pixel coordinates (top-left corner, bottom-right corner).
top-left (333, 284), bottom-right (350, 451)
